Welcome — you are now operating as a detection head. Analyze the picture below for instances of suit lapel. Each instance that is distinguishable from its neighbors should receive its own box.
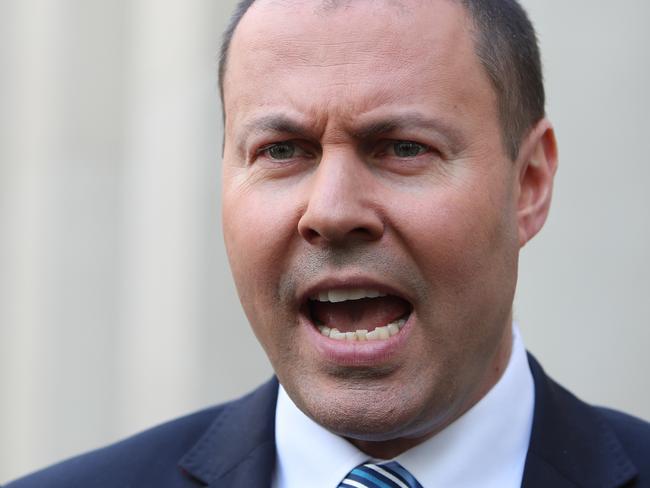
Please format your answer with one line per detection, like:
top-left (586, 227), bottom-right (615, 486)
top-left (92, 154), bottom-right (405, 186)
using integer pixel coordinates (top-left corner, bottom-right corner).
top-left (178, 378), bottom-right (279, 487)
top-left (177, 357), bottom-right (641, 487)
top-left (522, 354), bottom-right (638, 488)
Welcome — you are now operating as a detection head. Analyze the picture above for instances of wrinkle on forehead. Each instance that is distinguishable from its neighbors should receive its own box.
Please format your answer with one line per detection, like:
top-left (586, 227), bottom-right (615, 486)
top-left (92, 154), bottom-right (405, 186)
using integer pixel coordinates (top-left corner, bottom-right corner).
top-left (241, 10), bottom-right (412, 60)
top-left (255, 0), bottom-right (411, 13)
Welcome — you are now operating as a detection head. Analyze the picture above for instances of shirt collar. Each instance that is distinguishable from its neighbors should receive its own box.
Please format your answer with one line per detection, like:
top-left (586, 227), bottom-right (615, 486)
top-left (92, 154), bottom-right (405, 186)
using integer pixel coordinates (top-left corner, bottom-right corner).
top-left (273, 325), bottom-right (534, 488)
top-left (273, 387), bottom-right (367, 488)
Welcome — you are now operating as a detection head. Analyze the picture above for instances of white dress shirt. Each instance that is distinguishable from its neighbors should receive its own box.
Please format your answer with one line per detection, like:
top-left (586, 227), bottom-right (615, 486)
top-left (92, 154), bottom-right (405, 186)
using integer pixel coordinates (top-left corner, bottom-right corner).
top-left (272, 326), bottom-right (535, 488)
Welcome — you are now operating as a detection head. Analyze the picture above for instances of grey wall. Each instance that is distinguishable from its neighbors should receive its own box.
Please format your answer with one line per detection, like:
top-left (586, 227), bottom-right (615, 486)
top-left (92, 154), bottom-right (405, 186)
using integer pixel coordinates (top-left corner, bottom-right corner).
top-left (517, 0), bottom-right (650, 418)
top-left (1, 0), bottom-right (648, 483)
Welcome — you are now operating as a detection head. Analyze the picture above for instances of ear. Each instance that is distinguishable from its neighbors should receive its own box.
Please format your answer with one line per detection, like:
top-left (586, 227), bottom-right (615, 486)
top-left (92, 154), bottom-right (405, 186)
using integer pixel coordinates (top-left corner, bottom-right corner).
top-left (516, 118), bottom-right (558, 248)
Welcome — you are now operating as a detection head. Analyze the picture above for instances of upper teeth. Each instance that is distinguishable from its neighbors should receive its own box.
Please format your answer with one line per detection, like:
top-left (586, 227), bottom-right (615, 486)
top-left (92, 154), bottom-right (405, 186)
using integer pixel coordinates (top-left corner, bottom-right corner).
top-left (311, 288), bottom-right (387, 303)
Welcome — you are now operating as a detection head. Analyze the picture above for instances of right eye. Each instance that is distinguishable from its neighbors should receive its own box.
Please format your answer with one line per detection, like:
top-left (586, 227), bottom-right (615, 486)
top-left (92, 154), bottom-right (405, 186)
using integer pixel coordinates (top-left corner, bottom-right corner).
top-left (259, 141), bottom-right (311, 162)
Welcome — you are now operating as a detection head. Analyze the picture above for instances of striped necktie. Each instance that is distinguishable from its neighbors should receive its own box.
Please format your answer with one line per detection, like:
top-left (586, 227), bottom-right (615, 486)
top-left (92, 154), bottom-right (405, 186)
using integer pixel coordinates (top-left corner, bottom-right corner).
top-left (338, 461), bottom-right (424, 488)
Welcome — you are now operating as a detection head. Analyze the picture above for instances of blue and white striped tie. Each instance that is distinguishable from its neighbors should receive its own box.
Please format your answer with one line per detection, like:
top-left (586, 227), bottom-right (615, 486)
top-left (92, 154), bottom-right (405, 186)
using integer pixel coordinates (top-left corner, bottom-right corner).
top-left (338, 461), bottom-right (423, 488)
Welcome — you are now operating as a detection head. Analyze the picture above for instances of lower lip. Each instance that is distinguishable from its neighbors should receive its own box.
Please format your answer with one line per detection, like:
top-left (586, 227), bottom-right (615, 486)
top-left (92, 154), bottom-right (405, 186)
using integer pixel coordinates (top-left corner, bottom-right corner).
top-left (300, 314), bottom-right (413, 366)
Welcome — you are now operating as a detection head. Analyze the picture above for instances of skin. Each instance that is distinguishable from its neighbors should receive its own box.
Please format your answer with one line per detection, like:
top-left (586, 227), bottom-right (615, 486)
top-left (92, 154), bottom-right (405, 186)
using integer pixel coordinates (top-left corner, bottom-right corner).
top-left (221, 0), bottom-right (557, 458)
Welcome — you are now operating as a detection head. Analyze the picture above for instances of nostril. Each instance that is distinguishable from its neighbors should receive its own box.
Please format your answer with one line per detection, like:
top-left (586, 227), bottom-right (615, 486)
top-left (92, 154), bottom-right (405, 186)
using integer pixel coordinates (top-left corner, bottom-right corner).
top-left (298, 208), bottom-right (385, 244)
top-left (301, 227), bottom-right (321, 243)
top-left (297, 189), bottom-right (385, 244)
top-left (299, 224), bottom-right (380, 245)
top-left (349, 227), bottom-right (378, 241)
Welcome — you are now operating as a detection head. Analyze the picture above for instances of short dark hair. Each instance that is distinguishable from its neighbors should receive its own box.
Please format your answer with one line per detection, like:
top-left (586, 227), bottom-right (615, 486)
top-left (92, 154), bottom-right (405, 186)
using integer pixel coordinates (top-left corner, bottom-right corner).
top-left (218, 0), bottom-right (545, 160)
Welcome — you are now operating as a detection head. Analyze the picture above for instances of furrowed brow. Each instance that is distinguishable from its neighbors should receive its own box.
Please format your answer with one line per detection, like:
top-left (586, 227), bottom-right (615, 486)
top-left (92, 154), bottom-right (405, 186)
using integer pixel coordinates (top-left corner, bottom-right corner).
top-left (352, 114), bottom-right (464, 151)
top-left (237, 115), bottom-right (312, 150)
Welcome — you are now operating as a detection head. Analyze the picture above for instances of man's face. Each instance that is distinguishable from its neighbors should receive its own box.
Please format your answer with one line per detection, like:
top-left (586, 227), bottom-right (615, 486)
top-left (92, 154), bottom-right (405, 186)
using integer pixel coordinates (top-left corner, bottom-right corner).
top-left (222, 0), bottom-right (526, 452)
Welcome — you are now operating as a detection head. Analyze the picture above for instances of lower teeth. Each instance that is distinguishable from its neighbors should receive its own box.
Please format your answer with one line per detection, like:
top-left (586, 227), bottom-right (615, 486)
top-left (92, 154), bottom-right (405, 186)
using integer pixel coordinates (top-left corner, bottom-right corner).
top-left (318, 318), bottom-right (407, 341)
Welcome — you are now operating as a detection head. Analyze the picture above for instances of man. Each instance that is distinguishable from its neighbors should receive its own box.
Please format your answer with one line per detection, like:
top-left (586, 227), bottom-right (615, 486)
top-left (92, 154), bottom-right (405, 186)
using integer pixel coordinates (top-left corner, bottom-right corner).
top-left (6, 0), bottom-right (650, 487)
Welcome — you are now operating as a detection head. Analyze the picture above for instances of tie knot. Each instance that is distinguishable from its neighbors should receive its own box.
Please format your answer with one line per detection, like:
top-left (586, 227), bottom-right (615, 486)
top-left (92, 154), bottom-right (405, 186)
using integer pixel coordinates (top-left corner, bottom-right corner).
top-left (338, 461), bottom-right (423, 488)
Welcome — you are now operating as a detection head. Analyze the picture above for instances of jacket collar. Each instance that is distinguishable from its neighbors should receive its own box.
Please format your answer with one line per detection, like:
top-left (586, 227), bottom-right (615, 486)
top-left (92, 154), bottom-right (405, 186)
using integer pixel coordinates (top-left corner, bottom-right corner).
top-left (179, 378), bottom-right (279, 487)
top-left (178, 357), bottom-right (640, 488)
top-left (523, 354), bottom-right (638, 488)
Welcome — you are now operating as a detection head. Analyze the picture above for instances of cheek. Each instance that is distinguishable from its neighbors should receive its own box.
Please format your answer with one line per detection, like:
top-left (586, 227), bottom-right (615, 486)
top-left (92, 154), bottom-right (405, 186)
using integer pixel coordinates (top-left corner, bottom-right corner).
top-left (396, 178), bottom-right (519, 290)
top-left (222, 184), bottom-right (299, 310)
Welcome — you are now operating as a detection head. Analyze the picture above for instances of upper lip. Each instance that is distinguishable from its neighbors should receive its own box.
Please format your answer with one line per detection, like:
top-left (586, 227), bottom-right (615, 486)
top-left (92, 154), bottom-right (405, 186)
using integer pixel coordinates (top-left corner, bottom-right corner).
top-left (297, 273), bottom-right (413, 307)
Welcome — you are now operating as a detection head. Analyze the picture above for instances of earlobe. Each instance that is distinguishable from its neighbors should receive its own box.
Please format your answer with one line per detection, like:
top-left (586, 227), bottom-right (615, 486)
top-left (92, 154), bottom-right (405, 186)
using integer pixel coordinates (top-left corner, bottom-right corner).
top-left (516, 118), bottom-right (559, 247)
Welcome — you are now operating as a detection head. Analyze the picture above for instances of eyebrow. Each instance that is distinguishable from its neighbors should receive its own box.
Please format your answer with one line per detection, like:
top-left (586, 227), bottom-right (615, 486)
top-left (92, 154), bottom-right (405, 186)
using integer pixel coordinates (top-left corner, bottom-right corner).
top-left (237, 112), bottom-right (464, 152)
top-left (351, 114), bottom-right (464, 151)
top-left (237, 114), bottom-right (314, 150)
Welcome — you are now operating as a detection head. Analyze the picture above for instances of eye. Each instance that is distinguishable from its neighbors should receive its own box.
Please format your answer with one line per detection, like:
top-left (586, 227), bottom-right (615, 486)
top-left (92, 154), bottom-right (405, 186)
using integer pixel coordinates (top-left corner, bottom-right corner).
top-left (388, 141), bottom-right (428, 158)
top-left (258, 141), bottom-right (312, 161)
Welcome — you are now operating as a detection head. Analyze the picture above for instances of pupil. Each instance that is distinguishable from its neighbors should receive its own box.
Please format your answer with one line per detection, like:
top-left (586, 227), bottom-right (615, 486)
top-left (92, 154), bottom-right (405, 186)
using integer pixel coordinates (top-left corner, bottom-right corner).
top-left (395, 142), bottom-right (421, 157)
top-left (269, 143), bottom-right (295, 159)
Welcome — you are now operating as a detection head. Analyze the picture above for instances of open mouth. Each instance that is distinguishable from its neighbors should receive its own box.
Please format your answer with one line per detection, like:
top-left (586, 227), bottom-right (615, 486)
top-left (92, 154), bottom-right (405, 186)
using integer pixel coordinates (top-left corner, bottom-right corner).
top-left (304, 288), bottom-right (413, 341)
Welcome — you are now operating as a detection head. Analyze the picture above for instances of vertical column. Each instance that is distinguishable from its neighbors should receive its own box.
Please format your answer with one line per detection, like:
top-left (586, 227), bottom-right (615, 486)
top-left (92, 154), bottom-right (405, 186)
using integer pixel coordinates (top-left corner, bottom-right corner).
top-left (116, 0), bottom-right (216, 432)
top-left (0, 1), bottom-right (66, 480)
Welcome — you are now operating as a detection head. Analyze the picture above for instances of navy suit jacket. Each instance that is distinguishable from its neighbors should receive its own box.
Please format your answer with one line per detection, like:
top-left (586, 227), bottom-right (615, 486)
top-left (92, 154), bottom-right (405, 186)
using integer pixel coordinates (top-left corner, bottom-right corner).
top-left (5, 355), bottom-right (650, 487)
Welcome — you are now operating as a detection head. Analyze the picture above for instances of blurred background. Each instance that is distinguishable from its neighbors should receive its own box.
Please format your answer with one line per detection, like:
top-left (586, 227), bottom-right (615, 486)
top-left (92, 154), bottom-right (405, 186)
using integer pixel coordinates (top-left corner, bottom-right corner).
top-left (1, 0), bottom-right (648, 482)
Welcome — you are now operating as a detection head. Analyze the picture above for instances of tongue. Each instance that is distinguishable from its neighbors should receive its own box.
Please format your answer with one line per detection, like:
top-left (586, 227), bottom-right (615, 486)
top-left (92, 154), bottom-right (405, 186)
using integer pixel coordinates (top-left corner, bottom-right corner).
top-left (311, 296), bottom-right (410, 333)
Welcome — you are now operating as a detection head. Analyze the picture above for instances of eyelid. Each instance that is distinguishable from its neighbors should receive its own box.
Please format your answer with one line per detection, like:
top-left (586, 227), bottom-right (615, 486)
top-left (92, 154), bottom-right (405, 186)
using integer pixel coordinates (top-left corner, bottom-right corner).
top-left (254, 139), bottom-right (317, 163)
top-left (375, 139), bottom-right (430, 155)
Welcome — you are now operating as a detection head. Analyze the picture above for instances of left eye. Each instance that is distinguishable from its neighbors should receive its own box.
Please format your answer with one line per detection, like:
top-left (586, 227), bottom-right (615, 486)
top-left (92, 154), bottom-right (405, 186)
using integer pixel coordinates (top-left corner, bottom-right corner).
top-left (389, 141), bottom-right (428, 158)
top-left (259, 141), bottom-right (312, 162)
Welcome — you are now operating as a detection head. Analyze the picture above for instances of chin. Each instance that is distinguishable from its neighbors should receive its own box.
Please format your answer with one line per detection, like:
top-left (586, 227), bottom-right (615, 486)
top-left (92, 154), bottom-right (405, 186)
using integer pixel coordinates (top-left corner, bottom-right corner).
top-left (284, 370), bottom-right (454, 443)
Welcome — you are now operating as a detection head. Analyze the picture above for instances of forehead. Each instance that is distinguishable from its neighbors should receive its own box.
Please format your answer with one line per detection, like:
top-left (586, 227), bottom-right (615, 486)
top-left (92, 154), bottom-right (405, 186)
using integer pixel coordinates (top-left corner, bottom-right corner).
top-left (237, 0), bottom-right (465, 43)
top-left (223, 0), bottom-right (495, 139)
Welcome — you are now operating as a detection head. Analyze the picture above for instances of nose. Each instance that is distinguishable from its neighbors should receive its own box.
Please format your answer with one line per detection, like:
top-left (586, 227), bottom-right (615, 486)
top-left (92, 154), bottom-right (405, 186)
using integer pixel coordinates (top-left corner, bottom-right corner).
top-left (297, 152), bottom-right (384, 246)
